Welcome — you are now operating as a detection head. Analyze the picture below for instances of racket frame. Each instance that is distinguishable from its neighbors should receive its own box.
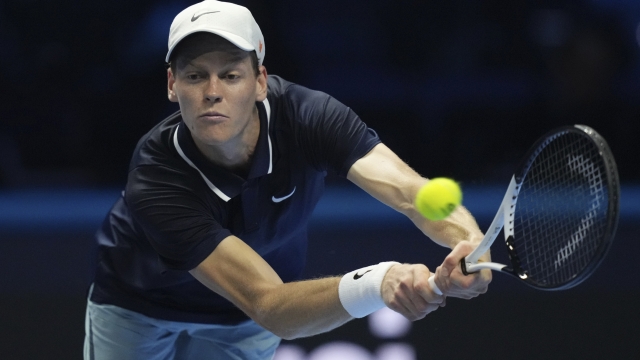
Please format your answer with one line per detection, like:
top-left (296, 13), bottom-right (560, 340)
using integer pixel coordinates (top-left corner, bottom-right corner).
top-left (461, 176), bottom-right (521, 275)
top-left (459, 125), bottom-right (620, 290)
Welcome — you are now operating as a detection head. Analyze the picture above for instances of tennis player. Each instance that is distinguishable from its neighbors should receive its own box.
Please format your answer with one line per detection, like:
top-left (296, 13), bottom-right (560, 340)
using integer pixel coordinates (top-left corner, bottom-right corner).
top-left (84, 1), bottom-right (491, 359)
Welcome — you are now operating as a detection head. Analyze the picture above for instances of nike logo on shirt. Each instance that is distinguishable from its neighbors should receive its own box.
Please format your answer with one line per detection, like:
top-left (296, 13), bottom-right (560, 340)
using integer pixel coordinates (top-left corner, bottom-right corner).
top-left (272, 187), bottom-right (296, 203)
top-left (191, 11), bottom-right (220, 22)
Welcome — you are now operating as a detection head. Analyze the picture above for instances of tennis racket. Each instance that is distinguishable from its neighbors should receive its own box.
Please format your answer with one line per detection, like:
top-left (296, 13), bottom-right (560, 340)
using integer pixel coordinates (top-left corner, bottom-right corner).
top-left (428, 124), bottom-right (620, 294)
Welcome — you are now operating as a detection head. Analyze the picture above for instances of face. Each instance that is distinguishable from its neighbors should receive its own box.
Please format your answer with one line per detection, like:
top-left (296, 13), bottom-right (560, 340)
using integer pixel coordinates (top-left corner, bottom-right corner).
top-left (167, 48), bottom-right (267, 149)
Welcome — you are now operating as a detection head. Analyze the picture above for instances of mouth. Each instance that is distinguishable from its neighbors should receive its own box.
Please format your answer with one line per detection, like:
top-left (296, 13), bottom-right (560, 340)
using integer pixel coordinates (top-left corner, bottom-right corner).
top-left (199, 111), bottom-right (228, 122)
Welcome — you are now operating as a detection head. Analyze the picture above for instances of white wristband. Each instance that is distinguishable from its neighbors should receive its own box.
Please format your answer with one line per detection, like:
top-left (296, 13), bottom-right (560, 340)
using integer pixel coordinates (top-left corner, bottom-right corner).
top-left (338, 261), bottom-right (399, 318)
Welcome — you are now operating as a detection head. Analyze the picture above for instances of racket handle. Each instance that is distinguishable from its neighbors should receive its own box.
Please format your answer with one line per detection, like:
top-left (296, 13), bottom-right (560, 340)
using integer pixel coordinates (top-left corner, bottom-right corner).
top-left (428, 274), bottom-right (443, 295)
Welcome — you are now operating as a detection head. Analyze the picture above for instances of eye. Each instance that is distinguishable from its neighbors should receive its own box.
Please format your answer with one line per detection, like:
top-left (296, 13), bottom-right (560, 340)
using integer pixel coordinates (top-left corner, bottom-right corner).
top-left (186, 74), bottom-right (200, 81)
top-left (225, 74), bottom-right (240, 80)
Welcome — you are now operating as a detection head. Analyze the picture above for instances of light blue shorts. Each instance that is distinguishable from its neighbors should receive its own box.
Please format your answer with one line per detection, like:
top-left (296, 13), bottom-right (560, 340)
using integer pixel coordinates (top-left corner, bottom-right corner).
top-left (84, 296), bottom-right (281, 360)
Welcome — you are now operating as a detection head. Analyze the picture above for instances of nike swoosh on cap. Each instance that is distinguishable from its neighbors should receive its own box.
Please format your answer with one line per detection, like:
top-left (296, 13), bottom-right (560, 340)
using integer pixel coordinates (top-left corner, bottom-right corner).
top-left (272, 187), bottom-right (296, 203)
top-left (191, 11), bottom-right (220, 22)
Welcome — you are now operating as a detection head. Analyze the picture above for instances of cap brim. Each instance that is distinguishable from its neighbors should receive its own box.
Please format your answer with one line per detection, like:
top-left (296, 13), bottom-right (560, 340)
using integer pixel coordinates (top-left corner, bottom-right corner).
top-left (165, 29), bottom-right (255, 63)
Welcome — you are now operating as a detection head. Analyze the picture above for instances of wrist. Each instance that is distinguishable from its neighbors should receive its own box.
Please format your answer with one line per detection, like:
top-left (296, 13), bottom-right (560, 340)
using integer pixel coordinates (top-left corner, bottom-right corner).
top-left (338, 261), bottom-right (399, 318)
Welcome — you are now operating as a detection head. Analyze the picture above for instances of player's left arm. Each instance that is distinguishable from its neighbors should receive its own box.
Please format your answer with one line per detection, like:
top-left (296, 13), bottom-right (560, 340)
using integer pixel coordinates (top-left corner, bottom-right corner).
top-left (346, 143), bottom-right (491, 297)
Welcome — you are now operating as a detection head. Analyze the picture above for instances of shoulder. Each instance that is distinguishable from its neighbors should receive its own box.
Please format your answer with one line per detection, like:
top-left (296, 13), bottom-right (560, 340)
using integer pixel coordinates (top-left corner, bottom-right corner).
top-left (125, 111), bottom-right (207, 199)
top-left (266, 75), bottom-right (340, 121)
top-left (129, 111), bottom-right (183, 171)
top-left (268, 75), bottom-right (332, 103)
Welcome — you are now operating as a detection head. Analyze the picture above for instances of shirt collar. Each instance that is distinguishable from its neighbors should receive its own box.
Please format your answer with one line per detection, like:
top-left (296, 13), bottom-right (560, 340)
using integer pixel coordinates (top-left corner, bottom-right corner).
top-left (172, 99), bottom-right (273, 202)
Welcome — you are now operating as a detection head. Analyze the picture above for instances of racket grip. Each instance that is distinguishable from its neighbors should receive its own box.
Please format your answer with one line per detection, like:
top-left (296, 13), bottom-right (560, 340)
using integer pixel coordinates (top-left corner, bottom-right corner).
top-left (428, 274), bottom-right (443, 295)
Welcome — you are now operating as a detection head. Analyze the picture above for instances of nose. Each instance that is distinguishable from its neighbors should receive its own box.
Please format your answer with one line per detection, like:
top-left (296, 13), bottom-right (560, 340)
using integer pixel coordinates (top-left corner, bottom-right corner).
top-left (204, 78), bottom-right (222, 103)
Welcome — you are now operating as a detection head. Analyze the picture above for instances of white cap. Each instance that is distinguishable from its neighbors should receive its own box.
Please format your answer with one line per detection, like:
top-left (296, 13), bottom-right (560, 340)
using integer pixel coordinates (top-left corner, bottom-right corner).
top-left (166, 0), bottom-right (265, 65)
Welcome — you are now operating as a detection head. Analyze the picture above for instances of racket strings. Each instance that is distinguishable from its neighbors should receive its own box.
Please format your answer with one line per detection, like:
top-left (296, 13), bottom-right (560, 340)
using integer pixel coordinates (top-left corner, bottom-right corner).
top-left (512, 132), bottom-right (609, 287)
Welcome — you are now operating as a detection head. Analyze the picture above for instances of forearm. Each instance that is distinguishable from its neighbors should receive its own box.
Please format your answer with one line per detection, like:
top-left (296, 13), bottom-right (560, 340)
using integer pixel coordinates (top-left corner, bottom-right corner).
top-left (359, 173), bottom-right (482, 248)
top-left (190, 237), bottom-right (352, 340)
top-left (252, 277), bottom-right (352, 339)
top-left (348, 144), bottom-right (492, 298)
top-left (347, 144), bottom-right (484, 250)
top-left (407, 203), bottom-right (484, 249)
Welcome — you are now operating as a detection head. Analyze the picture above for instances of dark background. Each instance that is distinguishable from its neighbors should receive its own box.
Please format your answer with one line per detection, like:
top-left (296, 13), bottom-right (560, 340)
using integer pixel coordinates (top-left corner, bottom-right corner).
top-left (0, 0), bottom-right (638, 359)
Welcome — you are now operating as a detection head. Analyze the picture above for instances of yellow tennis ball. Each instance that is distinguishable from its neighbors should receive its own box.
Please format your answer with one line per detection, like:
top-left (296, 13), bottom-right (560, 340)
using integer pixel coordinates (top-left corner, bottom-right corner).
top-left (415, 178), bottom-right (462, 221)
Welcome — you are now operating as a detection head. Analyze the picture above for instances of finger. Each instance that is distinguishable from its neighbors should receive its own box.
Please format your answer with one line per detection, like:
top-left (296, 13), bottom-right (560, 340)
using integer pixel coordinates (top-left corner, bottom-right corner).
top-left (410, 280), bottom-right (444, 315)
top-left (449, 269), bottom-right (477, 289)
top-left (449, 241), bottom-right (475, 261)
top-left (406, 302), bottom-right (441, 321)
top-left (468, 269), bottom-right (491, 294)
top-left (446, 272), bottom-right (489, 298)
top-left (455, 267), bottom-right (491, 290)
top-left (387, 292), bottom-right (424, 320)
top-left (395, 277), bottom-right (444, 319)
top-left (434, 266), bottom-right (450, 294)
top-left (417, 303), bottom-right (441, 319)
top-left (440, 242), bottom-right (472, 275)
top-left (400, 279), bottom-right (439, 318)
top-left (437, 268), bottom-right (482, 299)
top-left (404, 265), bottom-right (444, 301)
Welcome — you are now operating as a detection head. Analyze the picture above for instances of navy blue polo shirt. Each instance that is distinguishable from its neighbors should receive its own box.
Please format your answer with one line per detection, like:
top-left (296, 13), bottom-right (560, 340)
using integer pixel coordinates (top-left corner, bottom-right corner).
top-left (90, 75), bottom-right (381, 324)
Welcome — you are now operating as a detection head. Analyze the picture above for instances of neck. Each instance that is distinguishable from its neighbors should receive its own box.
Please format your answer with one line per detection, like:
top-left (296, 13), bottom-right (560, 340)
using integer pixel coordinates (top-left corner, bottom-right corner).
top-left (194, 106), bottom-right (260, 177)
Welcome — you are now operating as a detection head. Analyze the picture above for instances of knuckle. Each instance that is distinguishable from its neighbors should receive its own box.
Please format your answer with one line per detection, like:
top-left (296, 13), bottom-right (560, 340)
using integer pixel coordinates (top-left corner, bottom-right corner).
top-left (398, 280), bottom-right (411, 292)
top-left (415, 264), bottom-right (429, 273)
top-left (415, 301), bottom-right (431, 313)
top-left (414, 279), bottom-right (429, 293)
top-left (444, 255), bottom-right (458, 266)
top-left (458, 278), bottom-right (474, 289)
top-left (387, 299), bottom-right (402, 311)
top-left (424, 305), bottom-right (440, 316)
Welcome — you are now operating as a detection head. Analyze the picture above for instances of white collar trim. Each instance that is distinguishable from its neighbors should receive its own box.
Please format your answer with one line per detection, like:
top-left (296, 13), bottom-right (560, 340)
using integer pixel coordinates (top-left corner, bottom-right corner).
top-left (172, 98), bottom-right (272, 202)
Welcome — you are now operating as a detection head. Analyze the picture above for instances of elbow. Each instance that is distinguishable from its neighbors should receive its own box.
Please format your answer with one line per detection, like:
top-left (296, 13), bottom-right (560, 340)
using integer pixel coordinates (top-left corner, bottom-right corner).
top-left (274, 330), bottom-right (298, 341)
top-left (251, 307), bottom-right (300, 340)
top-left (246, 296), bottom-right (302, 340)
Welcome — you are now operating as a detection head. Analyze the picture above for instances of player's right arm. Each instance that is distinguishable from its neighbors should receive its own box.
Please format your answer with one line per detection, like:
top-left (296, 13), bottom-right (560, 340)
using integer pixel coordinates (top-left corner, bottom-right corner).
top-left (346, 143), bottom-right (491, 298)
top-left (190, 235), bottom-right (443, 339)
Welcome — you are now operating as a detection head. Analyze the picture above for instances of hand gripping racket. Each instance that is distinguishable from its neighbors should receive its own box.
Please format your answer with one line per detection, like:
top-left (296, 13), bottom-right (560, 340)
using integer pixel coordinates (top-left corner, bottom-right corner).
top-left (428, 125), bottom-right (620, 294)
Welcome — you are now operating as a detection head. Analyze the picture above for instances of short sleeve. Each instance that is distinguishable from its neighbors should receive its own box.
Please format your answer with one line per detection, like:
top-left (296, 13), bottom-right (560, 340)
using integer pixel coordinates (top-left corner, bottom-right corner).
top-left (284, 84), bottom-right (381, 176)
top-left (125, 164), bottom-right (232, 271)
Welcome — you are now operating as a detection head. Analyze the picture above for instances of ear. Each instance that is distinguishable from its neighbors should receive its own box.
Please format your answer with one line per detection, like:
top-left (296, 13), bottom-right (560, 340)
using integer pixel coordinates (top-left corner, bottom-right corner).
top-left (255, 65), bottom-right (268, 102)
top-left (167, 68), bottom-right (178, 102)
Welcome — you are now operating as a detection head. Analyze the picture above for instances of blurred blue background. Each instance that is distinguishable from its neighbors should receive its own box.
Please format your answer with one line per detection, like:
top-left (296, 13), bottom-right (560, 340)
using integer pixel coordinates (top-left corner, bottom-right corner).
top-left (0, 0), bottom-right (638, 359)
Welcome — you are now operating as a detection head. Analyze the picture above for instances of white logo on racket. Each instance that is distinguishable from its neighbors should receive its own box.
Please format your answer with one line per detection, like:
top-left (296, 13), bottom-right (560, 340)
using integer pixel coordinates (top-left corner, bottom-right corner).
top-left (554, 155), bottom-right (604, 269)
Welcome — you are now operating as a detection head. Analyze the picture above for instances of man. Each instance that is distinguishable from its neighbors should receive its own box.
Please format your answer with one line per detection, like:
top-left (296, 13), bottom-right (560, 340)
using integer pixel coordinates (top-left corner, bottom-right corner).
top-left (84, 1), bottom-right (491, 359)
